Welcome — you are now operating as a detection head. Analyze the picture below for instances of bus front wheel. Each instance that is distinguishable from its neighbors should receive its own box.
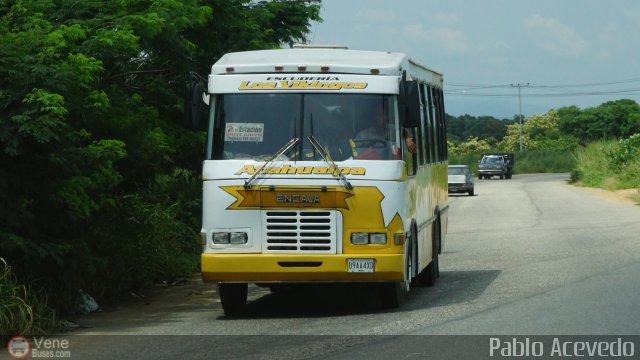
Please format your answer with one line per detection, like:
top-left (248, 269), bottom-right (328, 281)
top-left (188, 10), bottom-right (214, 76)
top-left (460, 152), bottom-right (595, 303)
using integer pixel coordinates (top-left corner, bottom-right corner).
top-left (379, 281), bottom-right (407, 308)
top-left (218, 283), bottom-right (248, 317)
top-left (379, 239), bottom-right (412, 308)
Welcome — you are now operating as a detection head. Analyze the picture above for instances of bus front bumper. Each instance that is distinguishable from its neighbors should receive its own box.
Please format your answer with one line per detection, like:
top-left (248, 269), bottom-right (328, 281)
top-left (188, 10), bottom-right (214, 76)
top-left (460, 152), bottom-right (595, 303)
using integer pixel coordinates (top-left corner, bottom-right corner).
top-left (201, 253), bottom-right (404, 282)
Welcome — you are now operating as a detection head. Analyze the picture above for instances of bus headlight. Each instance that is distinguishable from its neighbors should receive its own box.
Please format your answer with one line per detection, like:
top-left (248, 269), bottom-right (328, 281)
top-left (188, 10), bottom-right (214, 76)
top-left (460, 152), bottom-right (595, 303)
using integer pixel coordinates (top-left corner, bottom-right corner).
top-left (351, 233), bottom-right (369, 245)
top-left (369, 233), bottom-right (387, 245)
top-left (230, 232), bottom-right (248, 244)
top-left (212, 232), bottom-right (230, 244)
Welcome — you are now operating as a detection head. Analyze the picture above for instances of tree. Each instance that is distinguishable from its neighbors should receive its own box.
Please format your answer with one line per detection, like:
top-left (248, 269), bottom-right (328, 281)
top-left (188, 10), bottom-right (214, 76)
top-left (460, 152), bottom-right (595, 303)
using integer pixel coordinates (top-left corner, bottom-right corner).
top-left (0, 0), bottom-right (321, 311)
top-left (499, 110), bottom-right (579, 152)
top-left (449, 136), bottom-right (491, 155)
top-left (446, 113), bottom-right (514, 144)
top-left (557, 100), bottom-right (640, 143)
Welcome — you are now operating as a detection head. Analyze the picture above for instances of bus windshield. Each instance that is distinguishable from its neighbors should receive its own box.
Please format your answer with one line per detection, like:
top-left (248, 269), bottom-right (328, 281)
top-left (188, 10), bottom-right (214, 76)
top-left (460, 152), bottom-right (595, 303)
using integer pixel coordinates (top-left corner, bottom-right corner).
top-left (211, 93), bottom-right (401, 161)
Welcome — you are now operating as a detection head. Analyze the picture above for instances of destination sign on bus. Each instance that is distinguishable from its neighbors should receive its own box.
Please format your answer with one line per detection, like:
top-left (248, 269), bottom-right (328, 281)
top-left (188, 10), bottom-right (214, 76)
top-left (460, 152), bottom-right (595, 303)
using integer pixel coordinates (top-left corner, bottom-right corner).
top-left (238, 79), bottom-right (368, 91)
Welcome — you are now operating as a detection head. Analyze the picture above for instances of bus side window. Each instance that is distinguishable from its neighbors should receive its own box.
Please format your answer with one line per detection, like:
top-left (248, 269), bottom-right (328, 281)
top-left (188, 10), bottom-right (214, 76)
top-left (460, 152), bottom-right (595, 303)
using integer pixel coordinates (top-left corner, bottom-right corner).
top-left (405, 118), bottom-right (421, 175)
top-left (418, 83), bottom-right (429, 165)
top-left (405, 127), bottom-right (417, 176)
top-left (437, 88), bottom-right (448, 161)
top-left (429, 86), bottom-right (440, 162)
top-left (423, 85), bottom-right (434, 164)
top-left (432, 87), bottom-right (446, 162)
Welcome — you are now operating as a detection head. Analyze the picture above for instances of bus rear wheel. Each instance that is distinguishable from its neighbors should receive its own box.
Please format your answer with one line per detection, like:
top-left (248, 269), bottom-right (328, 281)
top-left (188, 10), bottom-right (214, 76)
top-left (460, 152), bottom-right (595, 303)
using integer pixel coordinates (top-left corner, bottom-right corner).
top-left (417, 217), bottom-right (440, 287)
top-left (218, 283), bottom-right (248, 317)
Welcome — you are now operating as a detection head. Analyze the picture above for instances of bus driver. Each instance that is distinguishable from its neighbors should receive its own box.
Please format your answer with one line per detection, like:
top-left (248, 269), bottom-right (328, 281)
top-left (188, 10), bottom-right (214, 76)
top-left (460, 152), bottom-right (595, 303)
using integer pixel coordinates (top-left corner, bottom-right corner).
top-left (352, 109), bottom-right (417, 160)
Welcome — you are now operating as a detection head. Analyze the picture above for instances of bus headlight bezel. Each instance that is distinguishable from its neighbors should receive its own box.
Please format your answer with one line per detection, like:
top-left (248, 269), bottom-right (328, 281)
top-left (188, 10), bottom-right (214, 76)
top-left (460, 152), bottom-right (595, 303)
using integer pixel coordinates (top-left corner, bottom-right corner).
top-left (351, 232), bottom-right (387, 245)
top-left (212, 232), bottom-right (248, 245)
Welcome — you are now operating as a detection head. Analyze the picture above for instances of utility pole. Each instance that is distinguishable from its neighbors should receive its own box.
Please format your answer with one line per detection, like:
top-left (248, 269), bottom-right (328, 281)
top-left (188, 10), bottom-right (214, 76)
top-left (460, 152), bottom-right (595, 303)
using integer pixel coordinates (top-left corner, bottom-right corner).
top-left (510, 83), bottom-right (529, 152)
top-left (303, 0), bottom-right (321, 44)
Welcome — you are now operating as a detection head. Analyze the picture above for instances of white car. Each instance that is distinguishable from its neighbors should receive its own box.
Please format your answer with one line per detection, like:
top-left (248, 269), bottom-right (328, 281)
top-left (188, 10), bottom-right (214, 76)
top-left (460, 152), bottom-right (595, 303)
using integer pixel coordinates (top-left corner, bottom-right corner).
top-left (448, 165), bottom-right (474, 196)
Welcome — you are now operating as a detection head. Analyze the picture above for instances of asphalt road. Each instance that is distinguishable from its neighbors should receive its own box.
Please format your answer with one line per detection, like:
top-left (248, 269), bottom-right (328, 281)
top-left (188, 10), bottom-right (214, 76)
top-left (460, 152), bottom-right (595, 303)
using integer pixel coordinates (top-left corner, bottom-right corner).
top-left (55, 173), bottom-right (640, 359)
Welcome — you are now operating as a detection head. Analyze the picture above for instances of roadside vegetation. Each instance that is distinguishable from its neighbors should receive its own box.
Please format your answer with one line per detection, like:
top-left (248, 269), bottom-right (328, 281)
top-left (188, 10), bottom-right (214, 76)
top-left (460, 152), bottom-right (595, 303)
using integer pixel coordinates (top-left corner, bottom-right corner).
top-left (0, 259), bottom-right (62, 342)
top-left (447, 100), bottom-right (640, 202)
top-left (0, 0), bottom-right (321, 335)
top-left (572, 136), bottom-right (640, 190)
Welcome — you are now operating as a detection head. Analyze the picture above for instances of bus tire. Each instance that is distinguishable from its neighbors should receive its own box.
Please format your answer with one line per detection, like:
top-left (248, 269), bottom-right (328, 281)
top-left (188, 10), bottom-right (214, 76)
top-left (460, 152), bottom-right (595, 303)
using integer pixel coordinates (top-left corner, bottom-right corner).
top-left (418, 217), bottom-right (440, 287)
top-left (379, 240), bottom-right (412, 308)
top-left (218, 283), bottom-right (248, 317)
top-left (379, 281), bottom-right (406, 309)
top-left (409, 227), bottom-right (419, 287)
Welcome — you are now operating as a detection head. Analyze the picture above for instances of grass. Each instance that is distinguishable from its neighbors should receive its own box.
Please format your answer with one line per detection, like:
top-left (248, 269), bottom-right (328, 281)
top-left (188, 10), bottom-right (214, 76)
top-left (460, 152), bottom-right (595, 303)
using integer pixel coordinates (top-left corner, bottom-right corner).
top-left (571, 141), bottom-right (615, 187)
top-left (630, 191), bottom-right (640, 204)
top-left (513, 150), bottom-right (576, 174)
top-left (573, 140), bottom-right (640, 189)
top-left (0, 258), bottom-right (63, 339)
top-left (571, 139), bottom-right (640, 204)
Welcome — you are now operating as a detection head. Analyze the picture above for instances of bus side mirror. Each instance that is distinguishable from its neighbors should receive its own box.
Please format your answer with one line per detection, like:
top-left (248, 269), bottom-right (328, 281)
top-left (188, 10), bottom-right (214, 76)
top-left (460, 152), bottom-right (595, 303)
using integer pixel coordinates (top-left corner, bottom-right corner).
top-left (400, 80), bottom-right (421, 128)
top-left (185, 73), bottom-right (207, 130)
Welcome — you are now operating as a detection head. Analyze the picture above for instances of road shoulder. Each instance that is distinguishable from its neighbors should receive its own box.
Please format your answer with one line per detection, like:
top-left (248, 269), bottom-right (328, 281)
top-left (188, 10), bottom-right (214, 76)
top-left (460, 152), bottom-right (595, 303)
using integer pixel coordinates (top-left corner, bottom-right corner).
top-left (66, 275), bottom-right (216, 334)
top-left (571, 183), bottom-right (640, 205)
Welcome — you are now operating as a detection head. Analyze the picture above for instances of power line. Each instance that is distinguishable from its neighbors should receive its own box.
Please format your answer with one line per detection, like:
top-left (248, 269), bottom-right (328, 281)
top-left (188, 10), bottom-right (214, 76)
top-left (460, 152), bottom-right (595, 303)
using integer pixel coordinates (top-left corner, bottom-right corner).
top-left (445, 77), bottom-right (640, 98)
top-left (532, 79), bottom-right (640, 88)
top-left (448, 77), bottom-right (640, 88)
top-left (444, 88), bottom-right (640, 97)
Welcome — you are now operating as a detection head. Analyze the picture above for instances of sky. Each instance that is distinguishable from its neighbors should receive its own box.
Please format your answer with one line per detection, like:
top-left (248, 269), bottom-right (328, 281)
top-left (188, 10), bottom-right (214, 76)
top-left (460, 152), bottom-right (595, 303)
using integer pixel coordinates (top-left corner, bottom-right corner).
top-left (309, 0), bottom-right (640, 119)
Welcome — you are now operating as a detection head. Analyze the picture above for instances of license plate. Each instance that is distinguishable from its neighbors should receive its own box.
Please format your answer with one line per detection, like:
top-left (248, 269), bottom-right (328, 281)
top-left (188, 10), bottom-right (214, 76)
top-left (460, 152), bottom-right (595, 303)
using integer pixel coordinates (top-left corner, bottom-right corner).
top-left (348, 259), bottom-right (375, 273)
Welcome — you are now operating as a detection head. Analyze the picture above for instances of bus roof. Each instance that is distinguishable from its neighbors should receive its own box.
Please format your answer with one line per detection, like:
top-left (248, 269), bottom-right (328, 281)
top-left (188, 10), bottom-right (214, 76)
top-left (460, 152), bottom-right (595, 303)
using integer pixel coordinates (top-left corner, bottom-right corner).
top-left (211, 48), bottom-right (443, 85)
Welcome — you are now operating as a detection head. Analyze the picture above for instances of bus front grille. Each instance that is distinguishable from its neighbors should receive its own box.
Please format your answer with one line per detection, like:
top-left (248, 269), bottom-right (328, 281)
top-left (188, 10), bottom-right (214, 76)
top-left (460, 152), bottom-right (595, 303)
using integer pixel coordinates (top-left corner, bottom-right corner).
top-left (263, 210), bottom-right (337, 253)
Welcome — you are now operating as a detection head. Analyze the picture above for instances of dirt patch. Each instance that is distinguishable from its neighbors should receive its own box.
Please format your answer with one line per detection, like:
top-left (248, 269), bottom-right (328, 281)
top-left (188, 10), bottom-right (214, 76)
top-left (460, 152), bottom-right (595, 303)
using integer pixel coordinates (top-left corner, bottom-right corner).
top-left (68, 275), bottom-right (218, 332)
top-left (616, 188), bottom-right (640, 204)
top-left (573, 184), bottom-right (640, 205)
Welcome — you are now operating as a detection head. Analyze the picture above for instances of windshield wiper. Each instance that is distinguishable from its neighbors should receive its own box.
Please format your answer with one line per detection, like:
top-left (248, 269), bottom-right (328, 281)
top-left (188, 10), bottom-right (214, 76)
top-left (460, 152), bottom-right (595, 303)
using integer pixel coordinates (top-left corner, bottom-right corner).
top-left (307, 135), bottom-right (353, 191)
top-left (244, 137), bottom-right (299, 189)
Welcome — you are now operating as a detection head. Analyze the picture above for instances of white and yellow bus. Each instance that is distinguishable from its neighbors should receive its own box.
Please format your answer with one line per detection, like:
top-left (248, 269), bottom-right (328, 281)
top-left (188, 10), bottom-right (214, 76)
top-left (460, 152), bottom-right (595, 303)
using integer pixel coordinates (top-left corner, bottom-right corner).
top-left (193, 47), bottom-right (449, 315)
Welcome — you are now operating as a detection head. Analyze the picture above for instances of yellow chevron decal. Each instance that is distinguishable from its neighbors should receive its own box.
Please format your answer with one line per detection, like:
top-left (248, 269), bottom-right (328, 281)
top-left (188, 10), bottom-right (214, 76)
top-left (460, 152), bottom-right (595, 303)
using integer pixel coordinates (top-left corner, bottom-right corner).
top-left (221, 185), bottom-right (405, 252)
top-left (221, 186), bottom-right (354, 209)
